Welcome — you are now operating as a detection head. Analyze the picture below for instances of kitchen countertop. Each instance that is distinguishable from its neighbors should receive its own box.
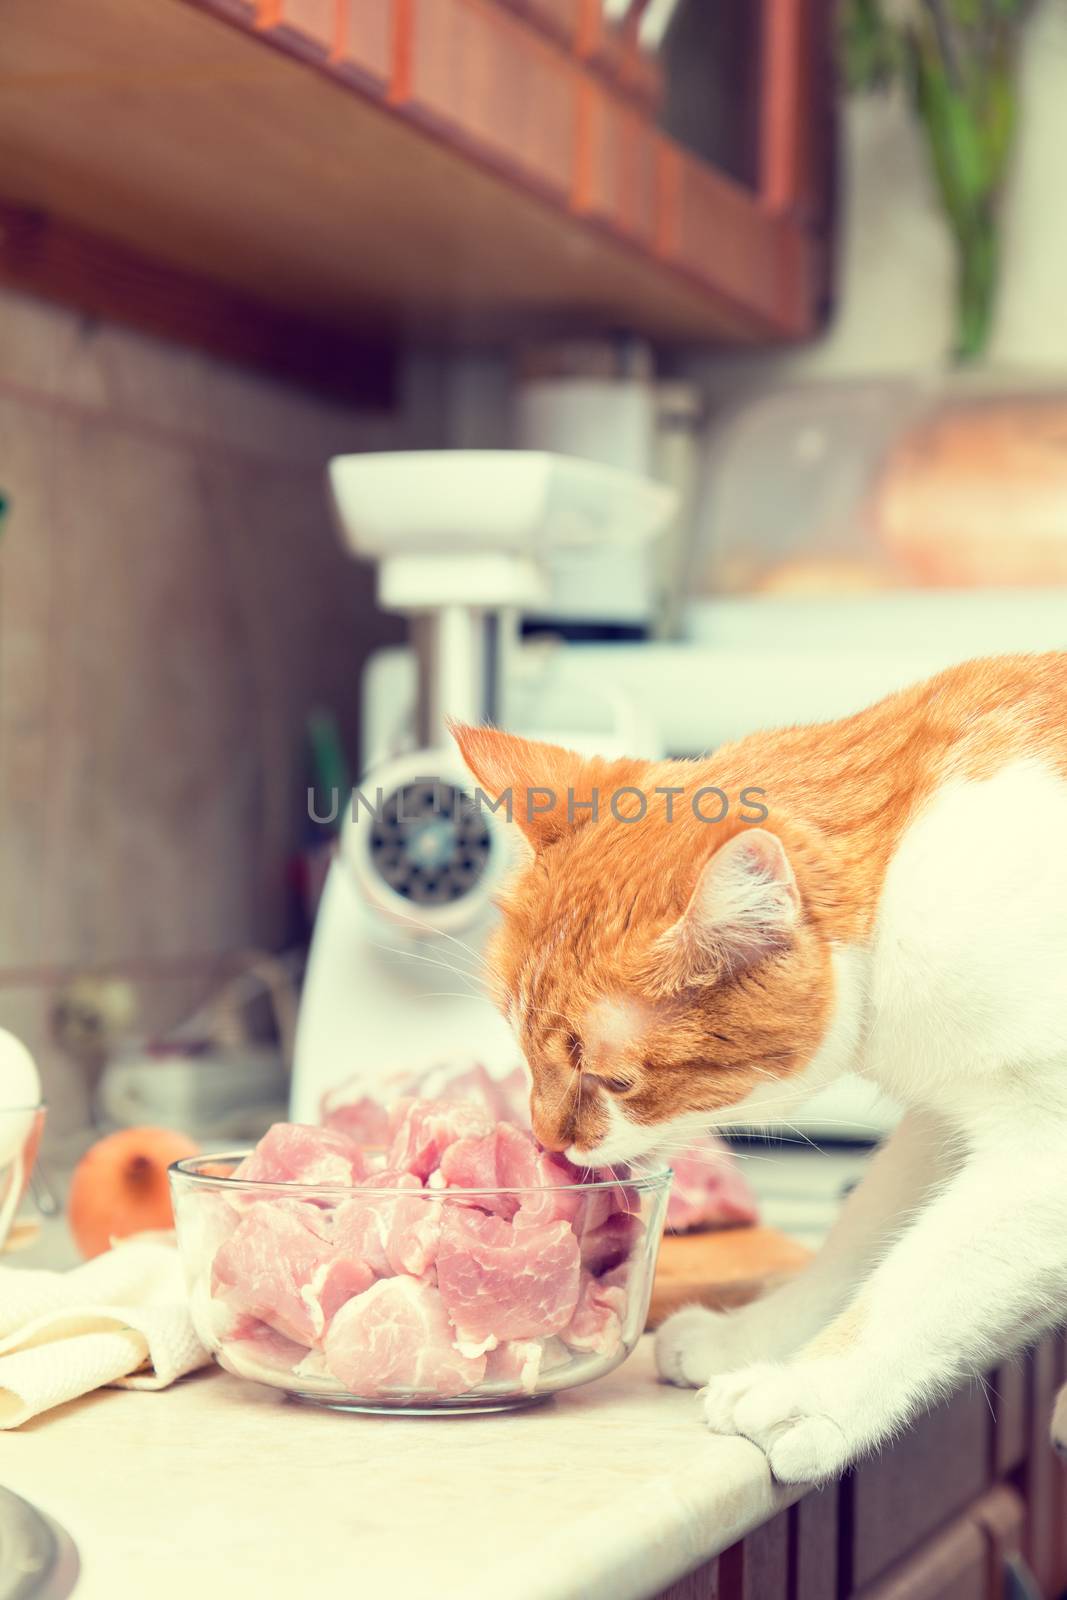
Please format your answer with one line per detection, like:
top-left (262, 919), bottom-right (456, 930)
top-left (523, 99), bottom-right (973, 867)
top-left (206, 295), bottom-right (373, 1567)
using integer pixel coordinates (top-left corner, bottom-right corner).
top-left (7, 1341), bottom-right (800, 1600)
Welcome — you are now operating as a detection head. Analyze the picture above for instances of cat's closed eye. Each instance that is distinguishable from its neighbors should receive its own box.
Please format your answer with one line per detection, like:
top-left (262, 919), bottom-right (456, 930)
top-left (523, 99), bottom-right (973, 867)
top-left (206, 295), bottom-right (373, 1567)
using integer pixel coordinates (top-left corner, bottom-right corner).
top-left (585, 1072), bottom-right (635, 1096)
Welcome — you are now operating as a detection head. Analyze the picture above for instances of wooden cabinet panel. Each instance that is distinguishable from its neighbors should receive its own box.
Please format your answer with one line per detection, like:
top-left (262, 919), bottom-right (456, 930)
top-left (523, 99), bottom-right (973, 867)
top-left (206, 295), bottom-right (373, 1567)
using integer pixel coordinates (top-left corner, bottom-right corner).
top-left (857, 1516), bottom-right (990, 1600)
top-left (197, 0), bottom-right (257, 19)
top-left (972, 1486), bottom-right (1026, 1588)
top-left (521, 0), bottom-right (581, 47)
top-left (992, 1359), bottom-right (1028, 1475)
top-left (576, 0), bottom-right (625, 74)
top-left (718, 1510), bottom-right (789, 1600)
top-left (574, 85), bottom-right (655, 243)
top-left (616, 102), bottom-right (656, 242)
top-left (849, 1386), bottom-right (992, 1592)
top-left (335, 0), bottom-right (394, 90)
top-left (657, 1558), bottom-right (720, 1600)
top-left (408, 0), bottom-right (578, 200)
top-left (1022, 1332), bottom-right (1067, 1597)
top-left (260, 0), bottom-right (339, 60)
top-left (658, 141), bottom-right (810, 336)
top-left (858, 1487), bottom-right (1026, 1600)
top-left (574, 81), bottom-right (620, 221)
top-left (794, 1487), bottom-right (838, 1600)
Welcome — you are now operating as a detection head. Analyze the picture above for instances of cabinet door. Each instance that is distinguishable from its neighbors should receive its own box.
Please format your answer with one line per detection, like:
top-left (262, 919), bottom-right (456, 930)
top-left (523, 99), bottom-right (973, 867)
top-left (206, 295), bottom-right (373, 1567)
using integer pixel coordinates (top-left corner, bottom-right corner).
top-left (858, 1488), bottom-right (1027, 1600)
top-left (856, 1517), bottom-right (990, 1600)
top-left (1022, 1332), bottom-right (1067, 1596)
top-left (718, 1511), bottom-right (790, 1600)
top-left (847, 1385), bottom-right (992, 1592)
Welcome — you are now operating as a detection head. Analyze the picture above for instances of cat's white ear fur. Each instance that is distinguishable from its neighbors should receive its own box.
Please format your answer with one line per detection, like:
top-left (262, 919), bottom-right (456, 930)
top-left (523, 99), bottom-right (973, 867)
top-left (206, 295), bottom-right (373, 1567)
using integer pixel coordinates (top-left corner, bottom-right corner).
top-left (672, 829), bottom-right (799, 983)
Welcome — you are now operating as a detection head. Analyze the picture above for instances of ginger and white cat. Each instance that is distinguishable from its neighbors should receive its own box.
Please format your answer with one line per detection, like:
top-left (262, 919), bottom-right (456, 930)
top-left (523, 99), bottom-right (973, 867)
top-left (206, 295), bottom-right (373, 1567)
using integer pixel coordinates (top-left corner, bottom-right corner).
top-left (454, 652), bottom-right (1067, 1482)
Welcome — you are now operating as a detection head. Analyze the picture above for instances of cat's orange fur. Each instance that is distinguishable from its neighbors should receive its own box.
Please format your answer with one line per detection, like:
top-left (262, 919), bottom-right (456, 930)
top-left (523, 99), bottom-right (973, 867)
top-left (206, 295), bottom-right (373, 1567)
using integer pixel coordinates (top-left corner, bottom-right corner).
top-left (453, 652), bottom-right (1067, 1154)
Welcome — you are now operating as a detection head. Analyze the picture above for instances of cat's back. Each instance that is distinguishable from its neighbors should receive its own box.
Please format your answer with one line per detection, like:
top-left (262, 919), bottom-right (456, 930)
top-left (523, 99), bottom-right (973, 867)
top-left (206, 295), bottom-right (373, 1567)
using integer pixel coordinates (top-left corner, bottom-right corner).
top-left (712, 650), bottom-right (1067, 958)
top-left (861, 653), bottom-right (1067, 1098)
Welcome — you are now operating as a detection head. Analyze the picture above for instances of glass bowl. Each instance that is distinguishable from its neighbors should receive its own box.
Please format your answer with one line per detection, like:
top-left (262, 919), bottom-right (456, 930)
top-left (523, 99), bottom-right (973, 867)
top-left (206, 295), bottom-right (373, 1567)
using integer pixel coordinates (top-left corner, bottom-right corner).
top-left (170, 1152), bottom-right (671, 1414)
top-left (0, 1105), bottom-right (46, 1251)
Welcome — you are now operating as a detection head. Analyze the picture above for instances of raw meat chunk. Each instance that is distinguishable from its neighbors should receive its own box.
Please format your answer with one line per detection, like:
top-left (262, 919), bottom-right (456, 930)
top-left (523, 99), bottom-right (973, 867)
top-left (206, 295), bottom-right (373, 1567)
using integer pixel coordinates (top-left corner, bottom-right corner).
top-left (578, 1209), bottom-right (644, 1277)
top-left (220, 1322), bottom-right (309, 1377)
top-left (318, 1094), bottom-right (391, 1148)
top-left (563, 1267), bottom-right (628, 1358)
top-left (437, 1207), bottom-right (581, 1350)
top-left (387, 1098), bottom-right (493, 1180)
top-left (437, 1122), bottom-right (540, 1215)
top-left (324, 1276), bottom-right (486, 1398)
top-left (233, 1123), bottom-right (365, 1186)
top-left (332, 1171), bottom-right (442, 1278)
top-left (482, 1339), bottom-right (544, 1394)
top-left (513, 1152), bottom-right (587, 1228)
top-left (666, 1141), bottom-right (758, 1233)
top-left (321, 1062), bottom-right (531, 1133)
top-left (212, 1200), bottom-right (372, 1345)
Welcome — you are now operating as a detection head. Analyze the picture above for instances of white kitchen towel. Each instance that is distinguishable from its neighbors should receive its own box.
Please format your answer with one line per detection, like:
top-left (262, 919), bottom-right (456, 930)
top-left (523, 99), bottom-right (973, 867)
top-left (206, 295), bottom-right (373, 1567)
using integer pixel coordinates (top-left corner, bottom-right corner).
top-left (0, 1236), bottom-right (210, 1428)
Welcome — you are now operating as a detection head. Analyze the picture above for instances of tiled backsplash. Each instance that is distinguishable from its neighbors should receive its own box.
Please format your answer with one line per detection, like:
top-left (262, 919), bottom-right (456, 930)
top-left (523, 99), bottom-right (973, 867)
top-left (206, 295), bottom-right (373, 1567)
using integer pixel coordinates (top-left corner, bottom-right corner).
top-left (0, 287), bottom-right (433, 1142)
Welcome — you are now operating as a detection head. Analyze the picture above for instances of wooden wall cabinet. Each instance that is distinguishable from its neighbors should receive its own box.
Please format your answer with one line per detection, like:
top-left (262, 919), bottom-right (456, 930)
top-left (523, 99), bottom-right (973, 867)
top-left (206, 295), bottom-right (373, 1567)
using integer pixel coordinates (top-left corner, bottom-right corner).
top-left (0, 0), bottom-right (835, 398)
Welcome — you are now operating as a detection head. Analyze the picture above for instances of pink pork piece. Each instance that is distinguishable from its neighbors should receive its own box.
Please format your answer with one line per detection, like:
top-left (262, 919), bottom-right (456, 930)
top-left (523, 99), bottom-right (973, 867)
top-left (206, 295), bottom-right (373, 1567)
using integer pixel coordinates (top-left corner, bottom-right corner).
top-left (577, 1209), bottom-right (644, 1277)
top-left (666, 1140), bottom-right (758, 1233)
top-left (482, 1339), bottom-right (544, 1394)
top-left (564, 1266), bottom-right (629, 1358)
top-left (233, 1122), bottom-right (366, 1186)
top-left (332, 1170), bottom-right (442, 1279)
top-left (221, 1321), bottom-right (310, 1376)
top-left (513, 1152), bottom-right (587, 1228)
top-left (387, 1097), bottom-right (493, 1181)
top-left (331, 1178), bottom-right (410, 1278)
top-left (324, 1275), bottom-right (486, 1398)
top-left (212, 1200), bottom-right (373, 1346)
top-left (436, 1122), bottom-right (540, 1216)
top-left (436, 1206), bottom-right (581, 1352)
top-left (319, 1094), bottom-right (391, 1148)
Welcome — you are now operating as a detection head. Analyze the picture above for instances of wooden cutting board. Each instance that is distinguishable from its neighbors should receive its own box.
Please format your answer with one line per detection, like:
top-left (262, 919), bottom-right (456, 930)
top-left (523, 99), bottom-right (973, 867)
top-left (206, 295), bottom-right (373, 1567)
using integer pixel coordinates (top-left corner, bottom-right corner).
top-left (646, 1225), bottom-right (811, 1329)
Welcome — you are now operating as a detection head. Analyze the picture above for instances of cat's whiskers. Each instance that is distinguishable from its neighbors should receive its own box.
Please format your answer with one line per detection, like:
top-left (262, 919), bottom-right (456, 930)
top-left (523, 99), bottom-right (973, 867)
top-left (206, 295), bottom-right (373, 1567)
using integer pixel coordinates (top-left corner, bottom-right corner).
top-left (368, 906), bottom-right (494, 977)
top-left (367, 941), bottom-right (487, 993)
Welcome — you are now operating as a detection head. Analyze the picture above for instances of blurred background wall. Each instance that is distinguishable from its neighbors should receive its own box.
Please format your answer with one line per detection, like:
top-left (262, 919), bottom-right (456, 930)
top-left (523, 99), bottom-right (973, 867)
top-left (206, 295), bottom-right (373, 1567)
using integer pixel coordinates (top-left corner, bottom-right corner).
top-left (0, 291), bottom-right (452, 1138)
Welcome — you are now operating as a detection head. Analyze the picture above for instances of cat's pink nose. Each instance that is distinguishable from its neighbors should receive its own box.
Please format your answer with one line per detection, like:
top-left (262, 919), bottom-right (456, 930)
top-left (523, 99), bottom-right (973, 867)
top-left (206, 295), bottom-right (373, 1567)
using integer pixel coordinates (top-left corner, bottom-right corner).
top-left (537, 1129), bottom-right (569, 1154)
top-left (531, 1115), bottom-right (569, 1154)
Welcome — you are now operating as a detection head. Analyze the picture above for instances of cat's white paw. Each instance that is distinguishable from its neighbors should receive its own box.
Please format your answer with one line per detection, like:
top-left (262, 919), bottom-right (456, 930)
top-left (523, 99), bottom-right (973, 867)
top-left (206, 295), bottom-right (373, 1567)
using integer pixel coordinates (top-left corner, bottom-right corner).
top-left (655, 1305), bottom-right (770, 1389)
top-left (655, 1307), bottom-right (719, 1387)
top-left (702, 1361), bottom-right (854, 1484)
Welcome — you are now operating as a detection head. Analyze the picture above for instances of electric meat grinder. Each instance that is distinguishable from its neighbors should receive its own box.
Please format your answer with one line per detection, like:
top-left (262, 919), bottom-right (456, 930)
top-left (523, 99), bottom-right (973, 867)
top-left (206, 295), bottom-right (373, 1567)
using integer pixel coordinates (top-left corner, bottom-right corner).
top-left (290, 450), bottom-right (676, 1120)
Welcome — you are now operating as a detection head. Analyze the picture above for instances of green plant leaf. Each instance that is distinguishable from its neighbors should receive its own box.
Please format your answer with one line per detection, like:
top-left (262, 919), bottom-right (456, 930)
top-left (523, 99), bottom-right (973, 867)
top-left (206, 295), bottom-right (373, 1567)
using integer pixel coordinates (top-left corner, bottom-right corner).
top-left (838, 0), bottom-right (903, 91)
top-left (914, 42), bottom-right (990, 222)
top-left (955, 209), bottom-right (998, 360)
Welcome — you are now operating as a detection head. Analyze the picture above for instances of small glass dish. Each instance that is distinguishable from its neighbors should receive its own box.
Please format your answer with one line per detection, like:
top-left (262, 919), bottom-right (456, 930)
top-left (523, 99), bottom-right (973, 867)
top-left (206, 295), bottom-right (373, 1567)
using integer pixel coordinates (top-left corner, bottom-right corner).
top-left (170, 1152), bottom-right (671, 1414)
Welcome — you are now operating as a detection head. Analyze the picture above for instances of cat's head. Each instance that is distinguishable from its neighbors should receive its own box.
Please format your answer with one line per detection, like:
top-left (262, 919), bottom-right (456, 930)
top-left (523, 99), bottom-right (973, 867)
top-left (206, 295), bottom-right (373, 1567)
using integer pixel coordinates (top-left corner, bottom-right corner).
top-left (454, 725), bottom-right (840, 1167)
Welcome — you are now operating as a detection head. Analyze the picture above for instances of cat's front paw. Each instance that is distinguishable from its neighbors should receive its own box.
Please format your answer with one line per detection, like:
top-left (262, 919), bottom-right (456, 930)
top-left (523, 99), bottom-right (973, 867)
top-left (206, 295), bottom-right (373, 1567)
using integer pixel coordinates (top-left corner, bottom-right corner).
top-left (655, 1304), bottom-right (775, 1389)
top-left (702, 1362), bottom-right (855, 1484)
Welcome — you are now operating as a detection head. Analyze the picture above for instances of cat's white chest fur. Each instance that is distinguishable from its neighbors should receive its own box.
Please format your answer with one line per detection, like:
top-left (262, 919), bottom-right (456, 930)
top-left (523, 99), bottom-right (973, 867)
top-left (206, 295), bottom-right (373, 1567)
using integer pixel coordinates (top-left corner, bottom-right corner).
top-left (858, 756), bottom-right (1067, 1118)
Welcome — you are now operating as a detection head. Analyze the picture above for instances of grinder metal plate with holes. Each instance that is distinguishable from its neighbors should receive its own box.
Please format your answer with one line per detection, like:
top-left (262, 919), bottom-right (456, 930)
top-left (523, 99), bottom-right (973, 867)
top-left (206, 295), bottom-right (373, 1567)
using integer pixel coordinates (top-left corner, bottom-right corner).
top-left (368, 780), bottom-right (492, 908)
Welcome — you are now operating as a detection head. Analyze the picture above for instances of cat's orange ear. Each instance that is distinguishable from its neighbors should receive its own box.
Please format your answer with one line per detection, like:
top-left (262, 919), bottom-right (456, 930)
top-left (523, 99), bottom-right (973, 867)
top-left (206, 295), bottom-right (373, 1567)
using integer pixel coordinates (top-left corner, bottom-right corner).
top-left (658, 829), bottom-right (799, 989)
top-left (449, 723), bottom-right (594, 851)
